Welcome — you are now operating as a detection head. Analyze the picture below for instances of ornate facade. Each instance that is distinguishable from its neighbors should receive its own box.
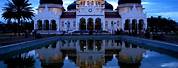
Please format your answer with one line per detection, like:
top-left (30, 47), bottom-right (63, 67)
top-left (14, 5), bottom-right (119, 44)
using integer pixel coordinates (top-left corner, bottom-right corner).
top-left (33, 0), bottom-right (147, 34)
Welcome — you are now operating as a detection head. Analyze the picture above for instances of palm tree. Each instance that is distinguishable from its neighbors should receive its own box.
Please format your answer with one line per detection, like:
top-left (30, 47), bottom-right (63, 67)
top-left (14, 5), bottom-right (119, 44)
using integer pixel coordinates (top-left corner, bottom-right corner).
top-left (2, 0), bottom-right (34, 35)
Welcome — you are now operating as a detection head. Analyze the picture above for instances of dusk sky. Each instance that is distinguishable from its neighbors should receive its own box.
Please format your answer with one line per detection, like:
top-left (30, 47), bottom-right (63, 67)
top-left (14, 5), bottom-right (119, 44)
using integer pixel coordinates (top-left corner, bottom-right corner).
top-left (0, 0), bottom-right (178, 22)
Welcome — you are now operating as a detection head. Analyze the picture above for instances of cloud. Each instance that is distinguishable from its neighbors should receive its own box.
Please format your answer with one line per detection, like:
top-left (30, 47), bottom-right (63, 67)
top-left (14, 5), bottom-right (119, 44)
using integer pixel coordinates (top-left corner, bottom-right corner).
top-left (147, 12), bottom-right (178, 21)
top-left (141, 2), bottom-right (152, 5)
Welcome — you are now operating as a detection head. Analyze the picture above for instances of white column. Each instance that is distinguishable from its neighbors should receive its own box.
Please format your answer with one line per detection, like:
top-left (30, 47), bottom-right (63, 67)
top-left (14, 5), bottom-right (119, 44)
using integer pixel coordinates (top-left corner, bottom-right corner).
top-left (42, 20), bottom-right (45, 30)
top-left (34, 20), bottom-right (37, 30)
top-left (86, 18), bottom-right (88, 31)
top-left (122, 19), bottom-right (125, 31)
top-left (57, 19), bottom-right (60, 31)
top-left (102, 18), bottom-right (105, 31)
top-left (144, 19), bottom-right (147, 31)
top-left (94, 19), bottom-right (95, 31)
top-left (49, 20), bottom-right (51, 30)
top-left (137, 19), bottom-right (139, 34)
top-left (102, 40), bottom-right (105, 51)
top-left (47, 20), bottom-right (50, 34)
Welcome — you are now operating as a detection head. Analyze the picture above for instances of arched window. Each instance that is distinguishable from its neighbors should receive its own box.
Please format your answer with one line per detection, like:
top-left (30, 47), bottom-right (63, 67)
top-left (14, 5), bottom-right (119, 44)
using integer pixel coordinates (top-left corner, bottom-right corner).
top-left (37, 20), bottom-right (42, 30)
top-left (95, 18), bottom-right (102, 31)
top-left (44, 20), bottom-right (49, 30)
top-left (124, 19), bottom-right (130, 30)
top-left (87, 1), bottom-right (89, 5)
top-left (80, 18), bottom-right (86, 30)
top-left (80, 1), bottom-right (82, 5)
top-left (138, 19), bottom-right (144, 33)
top-left (51, 20), bottom-right (57, 30)
top-left (87, 18), bottom-right (94, 31)
top-left (83, 1), bottom-right (85, 5)
top-left (132, 19), bottom-right (137, 33)
top-left (91, 1), bottom-right (94, 5)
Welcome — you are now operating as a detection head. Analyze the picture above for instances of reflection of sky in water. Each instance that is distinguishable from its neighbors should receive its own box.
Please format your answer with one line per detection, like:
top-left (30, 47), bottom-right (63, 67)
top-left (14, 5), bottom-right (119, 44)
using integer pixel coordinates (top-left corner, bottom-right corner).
top-left (63, 56), bottom-right (77, 68)
top-left (0, 61), bottom-right (6, 68)
top-left (103, 54), bottom-right (119, 68)
top-left (141, 51), bottom-right (178, 68)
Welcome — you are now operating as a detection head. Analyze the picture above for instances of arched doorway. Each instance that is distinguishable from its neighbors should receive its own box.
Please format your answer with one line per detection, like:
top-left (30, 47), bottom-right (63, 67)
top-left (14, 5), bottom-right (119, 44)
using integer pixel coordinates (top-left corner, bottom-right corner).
top-left (124, 19), bottom-right (130, 34)
top-left (51, 20), bottom-right (57, 30)
top-left (95, 18), bottom-right (102, 31)
top-left (80, 18), bottom-right (86, 31)
top-left (37, 20), bottom-right (42, 30)
top-left (87, 18), bottom-right (94, 31)
top-left (44, 20), bottom-right (49, 30)
top-left (138, 19), bottom-right (144, 34)
top-left (132, 19), bottom-right (137, 34)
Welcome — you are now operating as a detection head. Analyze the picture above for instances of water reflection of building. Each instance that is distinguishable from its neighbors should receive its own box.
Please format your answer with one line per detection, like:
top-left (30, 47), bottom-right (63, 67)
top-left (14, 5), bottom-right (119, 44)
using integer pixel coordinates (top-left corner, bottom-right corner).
top-left (36, 40), bottom-right (145, 68)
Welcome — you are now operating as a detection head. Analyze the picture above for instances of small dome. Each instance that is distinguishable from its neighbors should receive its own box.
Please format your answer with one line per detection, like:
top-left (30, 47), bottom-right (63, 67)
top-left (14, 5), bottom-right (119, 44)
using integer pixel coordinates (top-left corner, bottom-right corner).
top-left (67, 1), bottom-right (76, 11)
top-left (40, 0), bottom-right (63, 4)
top-left (118, 0), bottom-right (141, 4)
top-left (105, 1), bottom-right (113, 10)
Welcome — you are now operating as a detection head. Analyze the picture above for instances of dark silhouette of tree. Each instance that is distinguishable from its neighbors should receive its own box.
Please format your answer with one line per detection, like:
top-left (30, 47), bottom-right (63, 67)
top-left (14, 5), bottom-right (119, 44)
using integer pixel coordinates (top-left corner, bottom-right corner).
top-left (2, 0), bottom-right (34, 35)
top-left (147, 16), bottom-right (177, 34)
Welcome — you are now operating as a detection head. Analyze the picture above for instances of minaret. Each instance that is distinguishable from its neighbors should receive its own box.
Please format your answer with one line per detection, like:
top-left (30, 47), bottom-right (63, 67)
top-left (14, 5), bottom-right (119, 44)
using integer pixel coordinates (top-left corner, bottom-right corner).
top-left (117, 0), bottom-right (147, 34)
top-left (33, 0), bottom-right (64, 32)
top-left (117, 0), bottom-right (143, 14)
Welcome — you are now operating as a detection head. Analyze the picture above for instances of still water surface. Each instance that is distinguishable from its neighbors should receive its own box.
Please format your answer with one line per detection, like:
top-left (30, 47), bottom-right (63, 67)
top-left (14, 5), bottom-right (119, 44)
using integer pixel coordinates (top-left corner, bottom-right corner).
top-left (0, 40), bottom-right (178, 68)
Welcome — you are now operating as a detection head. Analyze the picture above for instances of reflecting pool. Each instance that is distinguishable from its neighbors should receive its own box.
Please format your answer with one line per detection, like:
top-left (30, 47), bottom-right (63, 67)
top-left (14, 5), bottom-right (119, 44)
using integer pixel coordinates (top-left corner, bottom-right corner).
top-left (0, 40), bottom-right (178, 68)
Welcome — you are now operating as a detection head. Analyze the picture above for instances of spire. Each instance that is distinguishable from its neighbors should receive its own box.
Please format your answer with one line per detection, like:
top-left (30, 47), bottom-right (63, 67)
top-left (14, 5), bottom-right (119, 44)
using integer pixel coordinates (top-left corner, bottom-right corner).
top-left (133, 5), bottom-right (137, 11)
top-left (44, 5), bottom-right (49, 12)
top-left (131, 4), bottom-right (137, 13)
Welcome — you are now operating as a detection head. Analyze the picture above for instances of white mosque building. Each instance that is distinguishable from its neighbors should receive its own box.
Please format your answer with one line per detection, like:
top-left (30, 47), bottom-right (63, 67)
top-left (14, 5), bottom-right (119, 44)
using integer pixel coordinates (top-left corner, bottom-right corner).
top-left (33, 0), bottom-right (147, 34)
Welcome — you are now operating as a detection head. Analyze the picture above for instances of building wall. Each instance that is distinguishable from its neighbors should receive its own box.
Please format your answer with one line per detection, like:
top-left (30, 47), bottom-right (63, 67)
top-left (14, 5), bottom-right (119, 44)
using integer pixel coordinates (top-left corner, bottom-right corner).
top-left (33, 2), bottom-right (147, 34)
top-left (105, 18), bottom-right (121, 33)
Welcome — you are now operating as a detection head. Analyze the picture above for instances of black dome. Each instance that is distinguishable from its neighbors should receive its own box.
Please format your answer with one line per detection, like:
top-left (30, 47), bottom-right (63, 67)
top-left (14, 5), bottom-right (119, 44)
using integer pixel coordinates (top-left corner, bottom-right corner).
top-left (67, 1), bottom-right (76, 11)
top-left (40, 0), bottom-right (63, 4)
top-left (105, 1), bottom-right (113, 10)
top-left (118, 0), bottom-right (141, 4)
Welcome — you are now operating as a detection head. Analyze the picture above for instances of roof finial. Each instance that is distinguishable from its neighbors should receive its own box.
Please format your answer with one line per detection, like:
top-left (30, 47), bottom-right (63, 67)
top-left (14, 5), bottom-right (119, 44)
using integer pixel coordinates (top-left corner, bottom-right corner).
top-left (44, 5), bottom-right (48, 11)
top-left (132, 4), bottom-right (137, 12)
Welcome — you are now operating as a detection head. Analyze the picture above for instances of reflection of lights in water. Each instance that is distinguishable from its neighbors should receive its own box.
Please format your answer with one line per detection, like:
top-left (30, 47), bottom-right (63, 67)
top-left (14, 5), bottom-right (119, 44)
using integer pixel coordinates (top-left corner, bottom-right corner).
top-left (104, 54), bottom-right (119, 68)
top-left (65, 56), bottom-right (69, 60)
top-left (63, 56), bottom-right (77, 68)
top-left (27, 50), bottom-right (36, 57)
top-left (161, 62), bottom-right (178, 68)
top-left (113, 54), bottom-right (116, 58)
top-left (84, 46), bottom-right (86, 48)
top-left (143, 52), bottom-right (149, 58)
